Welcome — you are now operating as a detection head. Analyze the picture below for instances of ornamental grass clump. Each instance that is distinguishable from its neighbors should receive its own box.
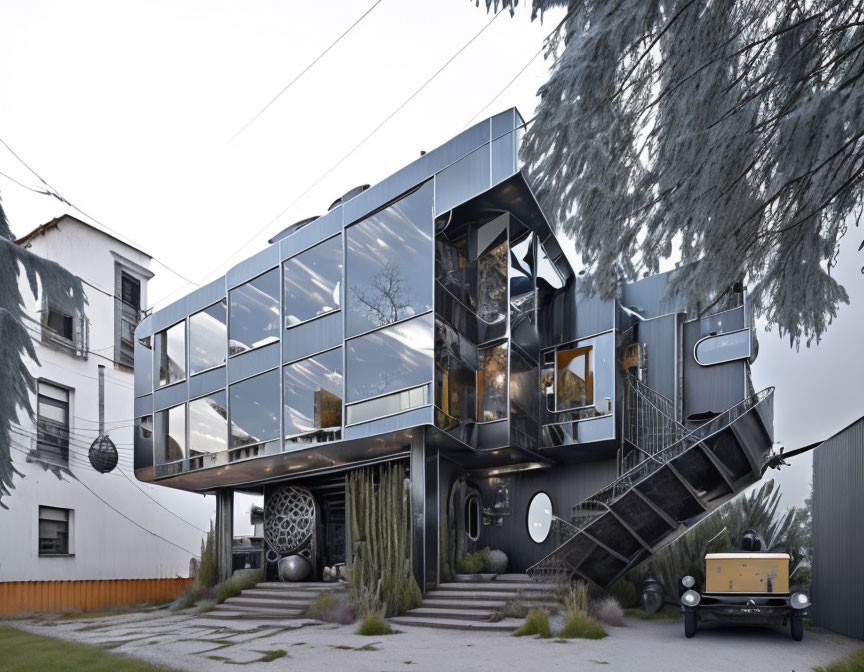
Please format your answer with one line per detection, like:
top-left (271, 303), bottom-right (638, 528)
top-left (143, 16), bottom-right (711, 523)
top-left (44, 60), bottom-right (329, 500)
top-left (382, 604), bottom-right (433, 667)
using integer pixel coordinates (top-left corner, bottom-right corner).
top-left (356, 609), bottom-right (395, 636)
top-left (513, 609), bottom-right (552, 639)
top-left (559, 611), bottom-right (608, 640)
top-left (592, 596), bottom-right (625, 627)
top-left (455, 551), bottom-right (484, 574)
top-left (306, 590), bottom-right (355, 624)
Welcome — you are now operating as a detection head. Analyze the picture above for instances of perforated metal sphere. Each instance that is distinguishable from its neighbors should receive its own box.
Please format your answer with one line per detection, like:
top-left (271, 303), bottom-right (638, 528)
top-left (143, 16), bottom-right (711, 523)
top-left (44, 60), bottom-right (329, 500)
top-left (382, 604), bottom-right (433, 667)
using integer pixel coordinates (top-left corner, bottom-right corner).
top-left (88, 434), bottom-right (118, 473)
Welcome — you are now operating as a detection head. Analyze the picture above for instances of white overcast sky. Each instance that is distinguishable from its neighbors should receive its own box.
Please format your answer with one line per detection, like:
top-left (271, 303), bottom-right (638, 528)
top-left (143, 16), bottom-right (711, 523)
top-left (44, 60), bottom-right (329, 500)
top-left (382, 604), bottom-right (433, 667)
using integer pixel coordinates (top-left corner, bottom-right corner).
top-left (2, 0), bottom-right (861, 517)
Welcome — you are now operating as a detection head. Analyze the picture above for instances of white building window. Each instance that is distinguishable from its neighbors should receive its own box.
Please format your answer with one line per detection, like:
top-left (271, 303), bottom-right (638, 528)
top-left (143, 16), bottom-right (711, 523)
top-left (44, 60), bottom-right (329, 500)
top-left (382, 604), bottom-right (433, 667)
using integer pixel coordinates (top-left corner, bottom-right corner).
top-left (39, 506), bottom-right (72, 556)
top-left (115, 267), bottom-right (142, 370)
top-left (36, 381), bottom-right (71, 468)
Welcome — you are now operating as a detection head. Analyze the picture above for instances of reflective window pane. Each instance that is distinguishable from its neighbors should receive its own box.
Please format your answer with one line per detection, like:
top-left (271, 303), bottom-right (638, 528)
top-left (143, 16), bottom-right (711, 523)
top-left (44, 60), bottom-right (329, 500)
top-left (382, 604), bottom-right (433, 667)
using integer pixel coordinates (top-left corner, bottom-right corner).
top-left (155, 321), bottom-right (186, 386)
top-left (189, 391), bottom-right (227, 457)
top-left (537, 242), bottom-right (564, 290)
top-left (476, 216), bottom-right (508, 326)
top-left (346, 384), bottom-right (429, 425)
top-left (283, 236), bottom-right (342, 327)
top-left (283, 348), bottom-right (343, 444)
top-left (229, 269), bottom-right (280, 356)
top-left (346, 181), bottom-right (434, 336)
top-left (557, 345), bottom-right (594, 410)
top-left (434, 319), bottom-right (476, 424)
top-left (155, 403), bottom-right (185, 464)
top-left (695, 329), bottom-right (751, 366)
top-left (190, 300), bottom-right (227, 374)
top-left (229, 369), bottom-right (280, 448)
top-left (478, 342), bottom-right (508, 421)
top-left (134, 414), bottom-right (153, 468)
top-left (346, 313), bottom-right (434, 403)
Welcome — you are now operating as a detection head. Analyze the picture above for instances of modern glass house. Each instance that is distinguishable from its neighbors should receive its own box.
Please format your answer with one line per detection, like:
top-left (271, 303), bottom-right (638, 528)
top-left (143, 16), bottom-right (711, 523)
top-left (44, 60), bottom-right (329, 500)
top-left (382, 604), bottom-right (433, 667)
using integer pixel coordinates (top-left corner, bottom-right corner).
top-left (134, 109), bottom-right (775, 590)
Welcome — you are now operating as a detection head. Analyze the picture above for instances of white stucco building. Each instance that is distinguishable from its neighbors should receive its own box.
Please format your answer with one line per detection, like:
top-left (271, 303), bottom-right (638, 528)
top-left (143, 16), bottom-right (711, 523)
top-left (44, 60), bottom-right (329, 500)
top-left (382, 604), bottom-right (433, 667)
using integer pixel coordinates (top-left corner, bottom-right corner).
top-left (0, 215), bottom-right (212, 610)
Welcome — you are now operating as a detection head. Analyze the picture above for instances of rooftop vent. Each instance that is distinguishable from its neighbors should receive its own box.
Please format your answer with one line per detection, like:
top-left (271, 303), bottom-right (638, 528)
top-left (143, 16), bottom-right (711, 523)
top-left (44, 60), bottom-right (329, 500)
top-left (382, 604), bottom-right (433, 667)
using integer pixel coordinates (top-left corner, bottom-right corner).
top-left (328, 184), bottom-right (370, 211)
top-left (268, 216), bottom-right (320, 245)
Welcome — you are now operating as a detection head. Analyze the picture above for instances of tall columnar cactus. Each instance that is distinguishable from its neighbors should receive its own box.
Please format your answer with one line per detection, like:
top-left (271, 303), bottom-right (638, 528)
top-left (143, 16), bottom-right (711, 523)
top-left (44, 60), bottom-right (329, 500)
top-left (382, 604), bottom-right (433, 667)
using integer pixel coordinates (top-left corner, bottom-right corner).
top-left (348, 462), bottom-right (421, 617)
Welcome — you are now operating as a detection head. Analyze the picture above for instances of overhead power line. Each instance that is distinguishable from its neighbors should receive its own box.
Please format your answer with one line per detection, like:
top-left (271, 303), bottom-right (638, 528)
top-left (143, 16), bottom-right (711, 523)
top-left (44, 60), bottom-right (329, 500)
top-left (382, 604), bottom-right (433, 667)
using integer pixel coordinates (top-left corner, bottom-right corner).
top-left (0, 135), bottom-right (198, 287)
top-left (229, 0), bottom-right (385, 143)
top-left (184, 8), bottom-right (505, 295)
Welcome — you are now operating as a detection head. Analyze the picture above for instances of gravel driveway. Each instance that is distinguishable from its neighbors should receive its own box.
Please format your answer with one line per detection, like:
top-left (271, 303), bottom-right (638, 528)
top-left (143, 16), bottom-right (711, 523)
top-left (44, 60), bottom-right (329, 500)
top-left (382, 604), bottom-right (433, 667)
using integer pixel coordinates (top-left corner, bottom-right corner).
top-left (7, 609), bottom-right (859, 672)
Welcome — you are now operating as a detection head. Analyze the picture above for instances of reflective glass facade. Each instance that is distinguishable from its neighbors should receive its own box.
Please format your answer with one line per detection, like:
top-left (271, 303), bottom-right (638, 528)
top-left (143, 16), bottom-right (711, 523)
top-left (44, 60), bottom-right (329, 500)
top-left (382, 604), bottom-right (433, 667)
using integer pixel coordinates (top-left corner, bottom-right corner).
top-left (283, 348), bottom-right (342, 444)
top-left (155, 403), bottom-right (185, 464)
top-left (345, 181), bottom-right (433, 337)
top-left (229, 369), bottom-right (280, 448)
top-left (154, 321), bottom-right (185, 387)
top-left (229, 269), bottom-right (280, 355)
top-left (283, 235), bottom-right (342, 327)
top-left (190, 300), bottom-right (227, 374)
top-left (189, 391), bottom-right (228, 457)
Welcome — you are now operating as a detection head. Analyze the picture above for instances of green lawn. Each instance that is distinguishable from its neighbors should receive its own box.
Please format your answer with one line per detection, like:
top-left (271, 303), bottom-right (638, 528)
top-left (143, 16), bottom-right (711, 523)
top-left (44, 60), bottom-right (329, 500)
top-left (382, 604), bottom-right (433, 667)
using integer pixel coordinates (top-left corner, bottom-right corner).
top-left (0, 626), bottom-right (178, 672)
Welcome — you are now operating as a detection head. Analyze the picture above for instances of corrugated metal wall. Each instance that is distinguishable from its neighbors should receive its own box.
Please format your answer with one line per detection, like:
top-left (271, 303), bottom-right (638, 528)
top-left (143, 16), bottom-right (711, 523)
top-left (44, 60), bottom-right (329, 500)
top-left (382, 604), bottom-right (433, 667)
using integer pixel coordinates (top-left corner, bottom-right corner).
top-left (0, 578), bottom-right (192, 616)
top-left (812, 417), bottom-right (864, 639)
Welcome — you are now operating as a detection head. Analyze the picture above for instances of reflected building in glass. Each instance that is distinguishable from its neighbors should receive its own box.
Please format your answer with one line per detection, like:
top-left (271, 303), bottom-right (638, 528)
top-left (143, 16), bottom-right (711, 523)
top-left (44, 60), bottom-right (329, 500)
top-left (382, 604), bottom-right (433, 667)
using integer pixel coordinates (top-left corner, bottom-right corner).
top-left (134, 109), bottom-right (773, 590)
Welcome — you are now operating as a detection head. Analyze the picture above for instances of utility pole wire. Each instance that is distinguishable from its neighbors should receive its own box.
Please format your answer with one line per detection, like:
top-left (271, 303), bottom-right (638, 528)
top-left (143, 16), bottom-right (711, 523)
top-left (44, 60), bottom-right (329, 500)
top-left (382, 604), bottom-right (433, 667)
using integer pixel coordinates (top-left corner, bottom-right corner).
top-left (185, 8), bottom-right (505, 295)
top-left (228, 0), bottom-right (385, 143)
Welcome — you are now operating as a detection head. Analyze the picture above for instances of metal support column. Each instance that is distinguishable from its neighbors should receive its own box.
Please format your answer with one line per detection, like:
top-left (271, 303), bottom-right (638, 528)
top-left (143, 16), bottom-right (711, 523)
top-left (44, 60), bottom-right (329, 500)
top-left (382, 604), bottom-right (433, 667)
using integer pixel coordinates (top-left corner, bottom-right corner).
top-left (215, 488), bottom-right (234, 583)
top-left (409, 430), bottom-right (438, 592)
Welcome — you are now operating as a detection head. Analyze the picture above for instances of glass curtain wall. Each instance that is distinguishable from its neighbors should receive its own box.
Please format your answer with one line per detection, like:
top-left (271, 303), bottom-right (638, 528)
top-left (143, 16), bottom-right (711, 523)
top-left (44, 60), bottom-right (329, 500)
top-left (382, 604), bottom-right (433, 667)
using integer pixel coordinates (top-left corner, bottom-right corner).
top-left (345, 181), bottom-right (433, 337)
top-left (229, 269), bottom-right (280, 355)
top-left (283, 235), bottom-right (342, 327)
top-left (189, 391), bottom-right (228, 462)
top-left (229, 369), bottom-right (280, 449)
top-left (189, 300), bottom-right (227, 374)
top-left (155, 321), bottom-right (185, 387)
top-left (283, 348), bottom-right (343, 445)
top-left (155, 403), bottom-right (185, 464)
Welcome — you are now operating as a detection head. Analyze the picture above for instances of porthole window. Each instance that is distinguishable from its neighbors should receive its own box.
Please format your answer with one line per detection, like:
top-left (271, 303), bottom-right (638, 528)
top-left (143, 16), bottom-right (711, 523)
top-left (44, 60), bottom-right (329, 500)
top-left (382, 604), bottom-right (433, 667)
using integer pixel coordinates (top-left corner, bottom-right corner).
top-left (465, 493), bottom-right (480, 541)
top-left (527, 492), bottom-right (553, 543)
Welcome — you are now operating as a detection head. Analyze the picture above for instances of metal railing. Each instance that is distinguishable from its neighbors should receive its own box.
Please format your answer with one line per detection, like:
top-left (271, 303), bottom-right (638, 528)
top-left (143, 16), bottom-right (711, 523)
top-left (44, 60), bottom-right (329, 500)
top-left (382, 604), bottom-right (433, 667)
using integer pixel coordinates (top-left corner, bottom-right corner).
top-left (571, 386), bottom-right (774, 529)
top-left (623, 376), bottom-right (688, 467)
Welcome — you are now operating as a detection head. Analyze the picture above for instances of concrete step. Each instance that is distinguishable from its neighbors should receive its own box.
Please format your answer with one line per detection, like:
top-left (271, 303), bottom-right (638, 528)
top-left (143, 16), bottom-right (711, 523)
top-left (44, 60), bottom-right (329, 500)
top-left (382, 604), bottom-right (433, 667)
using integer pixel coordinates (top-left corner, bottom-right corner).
top-left (389, 616), bottom-right (516, 632)
top-left (253, 582), bottom-right (341, 591)
top-left (223, 597), bottom-right (311, 611)
top-left (405, 608), bottom-right (493, 622)
top-left (437, 582), bottom-right (557, 593)
top-left (420, 598), bottom-right (507, 611)
top-left (203, 608), bottom-right (303, 620)
top-left (425, 590), bottom-right (553, 601)
top-left (236, 589), bottom-right (332, 602)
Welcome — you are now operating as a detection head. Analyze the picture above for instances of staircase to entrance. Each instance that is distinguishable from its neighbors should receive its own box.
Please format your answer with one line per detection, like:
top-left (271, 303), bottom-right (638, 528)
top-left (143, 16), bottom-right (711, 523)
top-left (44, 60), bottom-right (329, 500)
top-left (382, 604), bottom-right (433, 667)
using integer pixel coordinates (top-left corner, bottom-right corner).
top-left (205, 582), bottom-right (345, 620)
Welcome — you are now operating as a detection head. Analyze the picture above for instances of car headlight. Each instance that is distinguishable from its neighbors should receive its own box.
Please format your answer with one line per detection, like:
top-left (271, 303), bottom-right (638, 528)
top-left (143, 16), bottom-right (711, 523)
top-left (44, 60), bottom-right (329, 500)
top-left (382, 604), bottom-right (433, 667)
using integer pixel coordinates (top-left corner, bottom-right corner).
top-left (681, 590), bottom-right (701, 607)
top-left (681, 575), bottom-right (695, 588)
top-left (791, 592), bottom-right (811, 609)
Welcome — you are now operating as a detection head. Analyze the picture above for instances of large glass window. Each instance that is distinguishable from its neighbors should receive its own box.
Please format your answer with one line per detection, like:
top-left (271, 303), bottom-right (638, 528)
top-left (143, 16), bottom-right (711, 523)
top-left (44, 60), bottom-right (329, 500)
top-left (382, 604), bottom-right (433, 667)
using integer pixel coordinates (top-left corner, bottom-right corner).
top-left (37, 381), bottom-right (70, 467)
top-left (229, 369), bottom-right (280, 448)
top-left (155, 403), bottom-right (185, 464)
top-left (283, 349), bottom-right (343, 444)
top-left (283, 236), bottom-right (342, 327)
top-left (189, 391), bottom-right (228, 457)
top-left (434, 319), bottom-right (476, 424)
top-left (476, 216), bottom-right (508, 326)
top-left (155, 321), bottom-right (186, 387)
top-left (345, 181), bottom-right (434, 337)
top-left (477, 342), bottom-right (508, 421)
top-left (346, 313), bottom-right (434, 403)
top-left (229, 269), bottom-right (280, 356)
top-left (190, 300), bottom-right (227, 374)
top-left (556, 345), bottom-right (594, 410)
top-left (39, 506), bottom-right (71, 556)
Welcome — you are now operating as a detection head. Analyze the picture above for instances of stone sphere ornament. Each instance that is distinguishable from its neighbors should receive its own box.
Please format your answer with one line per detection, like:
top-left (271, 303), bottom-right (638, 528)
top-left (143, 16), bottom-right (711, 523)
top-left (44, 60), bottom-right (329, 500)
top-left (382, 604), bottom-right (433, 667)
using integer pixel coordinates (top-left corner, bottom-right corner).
top-left (278, 554), bottom-right (312, 582)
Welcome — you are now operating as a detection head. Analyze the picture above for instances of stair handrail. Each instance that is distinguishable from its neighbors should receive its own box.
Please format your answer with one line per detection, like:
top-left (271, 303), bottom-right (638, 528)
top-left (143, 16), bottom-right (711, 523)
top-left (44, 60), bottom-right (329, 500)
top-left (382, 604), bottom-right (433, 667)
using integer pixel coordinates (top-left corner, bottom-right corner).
top-left (528, 386), bottom-right (775, 580)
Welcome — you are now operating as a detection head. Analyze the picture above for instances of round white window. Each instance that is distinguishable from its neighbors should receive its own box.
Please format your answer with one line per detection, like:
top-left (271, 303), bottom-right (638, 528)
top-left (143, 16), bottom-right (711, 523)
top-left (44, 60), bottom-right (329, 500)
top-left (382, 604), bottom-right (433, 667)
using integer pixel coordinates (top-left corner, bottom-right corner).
top-left (527, 492), bottom-right (553, 543)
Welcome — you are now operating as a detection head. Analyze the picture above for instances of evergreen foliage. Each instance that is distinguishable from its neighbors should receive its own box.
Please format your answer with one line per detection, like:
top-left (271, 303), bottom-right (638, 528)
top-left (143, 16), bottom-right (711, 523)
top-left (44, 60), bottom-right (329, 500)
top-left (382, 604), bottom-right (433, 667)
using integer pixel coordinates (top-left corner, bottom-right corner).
top-left (348, 463), bottom-right (422, 617)
top-left (196, 522), bottom-right (218, 589)
top-left (0, 199), bottom-right (87, 507)
top-left (484, 0), bottom-right (864, 346)
top-left (632, 480), bottom-right (810, 601)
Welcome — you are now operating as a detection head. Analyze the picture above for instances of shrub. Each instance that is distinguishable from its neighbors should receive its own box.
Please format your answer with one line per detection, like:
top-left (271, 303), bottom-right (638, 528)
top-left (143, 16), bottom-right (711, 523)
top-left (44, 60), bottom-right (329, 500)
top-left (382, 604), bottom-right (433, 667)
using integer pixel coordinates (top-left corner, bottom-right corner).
top-left (214, 569), bottom-right (264, 604)
top-left (196, 600), bottom-right (217, 614)
top-left (174, 584), bottom-right (204, 611)
top-left (456, 551), bottom-right (484, 574)
top-left (607, 580), bottom-right (639, 609)
top-left (564, 582), bottom-right (589, 616)
top-left (592, 596), bottom-right (625, 627)
top-left (306, 590), bottom-right (355, 624)
top-left (481, 547), bottom-right (508, 574)
top-left (513, 609), bottom-right (552, 638)
top-left (355, 610), bottom-right (394, 636)
top-left (559, 612), bottom-right (608, 640)
top-left (813, 649), bottom-right (864, 672)
top-left (197, 524), bottom-right (219, 588)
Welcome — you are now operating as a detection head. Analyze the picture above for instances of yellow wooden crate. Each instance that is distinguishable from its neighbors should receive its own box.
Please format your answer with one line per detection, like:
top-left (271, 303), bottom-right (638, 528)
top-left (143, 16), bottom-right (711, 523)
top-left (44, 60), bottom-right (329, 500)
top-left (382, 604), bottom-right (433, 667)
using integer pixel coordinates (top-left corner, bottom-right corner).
top-left (705, 553), bottom-right (790, 593)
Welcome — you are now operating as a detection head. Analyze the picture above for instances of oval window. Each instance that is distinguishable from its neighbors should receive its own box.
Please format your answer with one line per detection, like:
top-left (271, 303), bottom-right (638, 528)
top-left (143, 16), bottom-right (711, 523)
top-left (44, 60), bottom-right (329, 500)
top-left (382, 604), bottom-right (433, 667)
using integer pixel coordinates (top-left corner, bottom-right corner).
top-left (694, 329), bottom-right (751, 366)
top-left (465, 494), bottom-right (480, 541)
top-left (527, 492), bottom-right (553, 543)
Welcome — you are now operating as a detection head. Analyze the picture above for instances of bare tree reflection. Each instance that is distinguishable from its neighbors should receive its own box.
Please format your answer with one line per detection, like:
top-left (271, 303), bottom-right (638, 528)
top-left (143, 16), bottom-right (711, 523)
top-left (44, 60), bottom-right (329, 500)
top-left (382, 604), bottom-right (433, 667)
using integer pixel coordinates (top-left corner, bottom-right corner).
top-left (351, 262), bottom-right (411, 328)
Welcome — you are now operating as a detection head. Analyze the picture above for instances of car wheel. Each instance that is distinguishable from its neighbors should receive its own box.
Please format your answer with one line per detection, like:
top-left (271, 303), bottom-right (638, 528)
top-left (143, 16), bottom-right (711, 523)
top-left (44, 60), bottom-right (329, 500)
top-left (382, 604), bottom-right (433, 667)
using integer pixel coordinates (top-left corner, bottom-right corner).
top-left (791, 614), bottom-right (804, 641)
top-left (684, 611), bottom-right (697, 638)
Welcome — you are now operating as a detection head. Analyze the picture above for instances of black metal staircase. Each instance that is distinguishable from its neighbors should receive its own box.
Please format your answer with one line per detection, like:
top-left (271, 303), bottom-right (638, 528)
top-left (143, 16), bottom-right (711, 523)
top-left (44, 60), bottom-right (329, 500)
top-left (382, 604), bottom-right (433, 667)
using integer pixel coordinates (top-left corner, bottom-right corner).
top-left (528, 384), bottom-right (775, 586)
